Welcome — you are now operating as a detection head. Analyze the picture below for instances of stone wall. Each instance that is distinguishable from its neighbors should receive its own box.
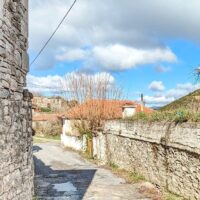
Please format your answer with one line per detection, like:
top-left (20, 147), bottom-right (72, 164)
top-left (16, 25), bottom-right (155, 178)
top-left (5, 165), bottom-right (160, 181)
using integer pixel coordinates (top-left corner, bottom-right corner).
top-left (0, 0), bottom-right (34, 199)
top-left (100, 121), bottom-right (200, 200)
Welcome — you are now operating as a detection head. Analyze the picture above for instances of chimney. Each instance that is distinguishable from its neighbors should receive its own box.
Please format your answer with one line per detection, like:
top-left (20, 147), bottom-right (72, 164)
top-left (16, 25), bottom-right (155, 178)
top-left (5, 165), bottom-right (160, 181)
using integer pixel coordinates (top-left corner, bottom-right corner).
top-left (141, 93), bottom-right (144, 112)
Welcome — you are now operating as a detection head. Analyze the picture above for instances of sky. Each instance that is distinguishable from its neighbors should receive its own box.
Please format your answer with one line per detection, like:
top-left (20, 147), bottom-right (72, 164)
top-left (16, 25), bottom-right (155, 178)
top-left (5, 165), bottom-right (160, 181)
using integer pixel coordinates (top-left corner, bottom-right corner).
top-left (28, 0), bottom-right (200, 107)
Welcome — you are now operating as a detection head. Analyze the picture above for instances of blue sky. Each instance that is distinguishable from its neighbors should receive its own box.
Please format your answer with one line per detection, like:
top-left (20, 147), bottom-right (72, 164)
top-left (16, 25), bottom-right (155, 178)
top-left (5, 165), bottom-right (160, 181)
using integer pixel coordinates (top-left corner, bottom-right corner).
top-left (28, 0), bottom-right (200, 107)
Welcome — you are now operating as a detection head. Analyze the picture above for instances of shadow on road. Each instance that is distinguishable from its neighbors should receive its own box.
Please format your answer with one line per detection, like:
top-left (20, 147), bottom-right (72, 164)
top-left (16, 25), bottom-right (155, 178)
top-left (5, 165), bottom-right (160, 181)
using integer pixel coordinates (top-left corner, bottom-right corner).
top-left (33, 146), bottom-right (96, 199)
top-left (32, 145), bottom-right (42, 153)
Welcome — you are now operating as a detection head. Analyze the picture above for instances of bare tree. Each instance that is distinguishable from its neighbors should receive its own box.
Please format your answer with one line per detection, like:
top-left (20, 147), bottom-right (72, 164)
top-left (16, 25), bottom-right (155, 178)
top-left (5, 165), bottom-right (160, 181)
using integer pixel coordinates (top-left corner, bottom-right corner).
top-left (61, 72), bottom-right (123, 136)
top-left (194, 66), bottom-right (200, 82)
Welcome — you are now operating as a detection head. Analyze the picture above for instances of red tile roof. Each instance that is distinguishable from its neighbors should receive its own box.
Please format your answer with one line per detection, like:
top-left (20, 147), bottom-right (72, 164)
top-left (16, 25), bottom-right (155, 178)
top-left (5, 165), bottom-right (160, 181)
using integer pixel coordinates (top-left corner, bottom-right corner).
top-left (61, 99), bottom-right (153, 120)
top-left (136, 104), bottom-right (154, 113)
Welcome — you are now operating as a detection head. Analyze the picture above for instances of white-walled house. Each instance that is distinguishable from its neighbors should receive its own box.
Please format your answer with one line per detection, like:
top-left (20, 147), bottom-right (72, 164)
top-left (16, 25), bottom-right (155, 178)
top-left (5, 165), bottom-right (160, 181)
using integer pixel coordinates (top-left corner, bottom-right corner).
top-left (61, 119), bottom-right (87, 151)
top-left (122, 105), bottom-right (137, 118)
top-left (61, 99), bottom-right (153, 154)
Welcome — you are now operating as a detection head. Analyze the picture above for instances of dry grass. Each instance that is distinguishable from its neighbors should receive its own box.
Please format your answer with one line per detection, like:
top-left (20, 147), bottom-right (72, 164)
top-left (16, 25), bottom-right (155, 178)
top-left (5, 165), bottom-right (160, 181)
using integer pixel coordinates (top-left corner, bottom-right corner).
top-left (138, 185), bottom-right (163, 200)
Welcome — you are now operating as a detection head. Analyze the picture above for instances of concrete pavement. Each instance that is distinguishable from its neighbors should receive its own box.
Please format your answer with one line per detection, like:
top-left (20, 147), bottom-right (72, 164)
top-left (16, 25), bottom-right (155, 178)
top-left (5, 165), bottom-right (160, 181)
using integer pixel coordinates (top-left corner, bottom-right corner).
top-left (33, 142), bottom-right (160, 200)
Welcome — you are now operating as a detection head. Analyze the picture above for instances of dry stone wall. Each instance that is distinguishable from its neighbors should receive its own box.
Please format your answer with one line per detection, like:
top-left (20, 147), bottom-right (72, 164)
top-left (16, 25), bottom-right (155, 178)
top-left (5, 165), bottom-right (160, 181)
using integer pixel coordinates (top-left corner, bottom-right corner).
top-left (0, 0), bottom-right (34, 199)
top-left (103, 121), bottom-right (200, 200)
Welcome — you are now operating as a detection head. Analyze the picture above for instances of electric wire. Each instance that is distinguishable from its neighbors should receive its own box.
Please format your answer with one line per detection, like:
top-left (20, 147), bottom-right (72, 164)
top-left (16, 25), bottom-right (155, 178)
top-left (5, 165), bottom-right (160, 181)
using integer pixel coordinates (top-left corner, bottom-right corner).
top-left (30, 0), bottom-right (77, 67)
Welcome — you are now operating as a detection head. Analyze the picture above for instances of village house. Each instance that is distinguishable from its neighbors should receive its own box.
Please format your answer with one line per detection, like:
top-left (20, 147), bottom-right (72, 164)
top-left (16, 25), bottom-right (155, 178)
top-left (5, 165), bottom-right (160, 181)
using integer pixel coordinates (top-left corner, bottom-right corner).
top-left (32, 95), bottom-right (77, 113)
top-left (32, 95), bottom-right (77, 136)
top-left (60, 99), bottom-right (153, 151)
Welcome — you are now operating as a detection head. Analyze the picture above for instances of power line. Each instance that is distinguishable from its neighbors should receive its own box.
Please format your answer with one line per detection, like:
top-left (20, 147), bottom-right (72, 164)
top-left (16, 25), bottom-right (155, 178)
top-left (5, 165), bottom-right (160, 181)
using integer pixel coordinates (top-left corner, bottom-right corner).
top-left (30, 0), bottom-right (78, 67)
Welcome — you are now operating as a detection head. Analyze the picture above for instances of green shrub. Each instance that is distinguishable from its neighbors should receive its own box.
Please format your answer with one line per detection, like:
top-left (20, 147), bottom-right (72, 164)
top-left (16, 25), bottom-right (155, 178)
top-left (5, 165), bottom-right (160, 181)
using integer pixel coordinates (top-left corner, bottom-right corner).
top-left (191, 112), bottom-right (200, 122)
top-left (40, 107), bottom-right (52, 112)
top-left (174, 110), bottom-right (190, 123)
top-left (109, 162), bottom-right (119, 170)
top-left (132, 112), bottom-right (148, 121)
top-left (128, 171), bottom-right (145, 182)
top-left (129, 109), bottom-right (200, 123)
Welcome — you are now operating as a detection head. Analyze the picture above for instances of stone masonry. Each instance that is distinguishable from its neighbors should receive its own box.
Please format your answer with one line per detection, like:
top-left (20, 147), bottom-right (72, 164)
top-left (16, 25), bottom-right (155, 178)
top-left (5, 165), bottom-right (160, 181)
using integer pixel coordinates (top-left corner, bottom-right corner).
top-left (0, 0), bottom-right (34, 199)
top-left (101, 121), bottom-right (200, 200)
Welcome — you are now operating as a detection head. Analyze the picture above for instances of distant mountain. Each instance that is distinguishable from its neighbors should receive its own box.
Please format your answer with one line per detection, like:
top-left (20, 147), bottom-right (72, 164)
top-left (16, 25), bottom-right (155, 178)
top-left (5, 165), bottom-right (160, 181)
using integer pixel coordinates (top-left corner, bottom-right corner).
top-left (151, 106), bottom-right (162, 110)
top-left (160, 89), bottom-right (200, 112)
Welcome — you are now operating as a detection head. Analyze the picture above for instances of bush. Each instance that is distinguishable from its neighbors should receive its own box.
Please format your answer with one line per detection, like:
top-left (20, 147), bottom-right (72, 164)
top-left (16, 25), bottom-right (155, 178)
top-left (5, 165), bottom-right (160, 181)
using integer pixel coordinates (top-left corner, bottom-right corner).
top-left (32, 121), bottom-right (62, 136)
top-left (129, 109), bottom-right (200, 123)
top-left (40, 107), bottom-right (52, 112)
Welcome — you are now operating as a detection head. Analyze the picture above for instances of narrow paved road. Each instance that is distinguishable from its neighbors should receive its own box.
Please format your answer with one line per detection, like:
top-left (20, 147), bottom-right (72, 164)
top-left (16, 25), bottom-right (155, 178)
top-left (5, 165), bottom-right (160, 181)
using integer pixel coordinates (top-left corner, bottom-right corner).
top-left (33, 142), bottom-right (157, 200)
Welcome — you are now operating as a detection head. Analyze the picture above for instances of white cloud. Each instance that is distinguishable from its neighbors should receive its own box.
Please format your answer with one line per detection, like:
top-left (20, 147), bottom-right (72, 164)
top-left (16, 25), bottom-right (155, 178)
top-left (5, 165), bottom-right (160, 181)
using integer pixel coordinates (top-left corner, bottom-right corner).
top-left (27, 74), bottom-right (64, 94)
top-left (52, 45), bottom-right (176, 71)
top-left (30, 0), bottom-right (200, 49)
top-left (145, 82), bottom-right (200, 107)
top-left (144, 95), bottom-right (175, 107)
top-left (92, 45), bottom-right (176, 71)
top-left (148, 81), bottom-right (165, 92)
top-left (56, 48), bottom-right (88, 61)
top-left (27, 72), bottom-right (115, 94)
top-left (30, 0), bottom-right (195, 70)
top-left (176, 83), bottom-right (199, 90)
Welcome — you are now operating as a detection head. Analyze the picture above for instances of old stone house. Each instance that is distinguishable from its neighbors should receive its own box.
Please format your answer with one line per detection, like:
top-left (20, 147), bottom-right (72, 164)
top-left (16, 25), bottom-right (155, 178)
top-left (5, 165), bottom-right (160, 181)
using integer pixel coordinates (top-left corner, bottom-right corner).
top-left (32, 95), bottom-right (76, 113)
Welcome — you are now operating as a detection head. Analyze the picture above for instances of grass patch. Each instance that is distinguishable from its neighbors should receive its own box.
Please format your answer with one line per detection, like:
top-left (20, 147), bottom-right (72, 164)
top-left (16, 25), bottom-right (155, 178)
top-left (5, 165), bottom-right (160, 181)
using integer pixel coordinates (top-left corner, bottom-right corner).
top-left (46, 135), bottom-right (61, 140)
top-left (108, 162), bottom-right (145, 183)
top-left (128, 109), bottom-right (200, 123)
top-left (36, 135), bottom-right (60, 140)
top-left (33, 137), bottom-right (46, 144)
top-left (109, 162), bottom-right (119, 170)
top-left (128, 171), bottom-right (145, 182)
top-left (81, 151), bottom-right (95, 161)
top-left (33, 135), bottom-right (61, 143)
top-left (164, 191), bottom-right (185, 200)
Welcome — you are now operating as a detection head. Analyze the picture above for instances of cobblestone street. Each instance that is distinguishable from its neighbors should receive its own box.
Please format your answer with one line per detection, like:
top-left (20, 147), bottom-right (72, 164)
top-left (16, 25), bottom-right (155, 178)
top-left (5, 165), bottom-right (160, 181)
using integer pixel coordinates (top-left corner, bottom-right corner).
top-left (33, 142), bottom-right (158, 200)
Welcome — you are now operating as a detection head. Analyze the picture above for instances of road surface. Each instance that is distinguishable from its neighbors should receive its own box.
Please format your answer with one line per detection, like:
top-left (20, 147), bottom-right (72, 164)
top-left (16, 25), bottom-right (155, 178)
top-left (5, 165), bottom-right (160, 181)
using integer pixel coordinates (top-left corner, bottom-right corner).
top-left (33, 142), bottom-right (159, 200)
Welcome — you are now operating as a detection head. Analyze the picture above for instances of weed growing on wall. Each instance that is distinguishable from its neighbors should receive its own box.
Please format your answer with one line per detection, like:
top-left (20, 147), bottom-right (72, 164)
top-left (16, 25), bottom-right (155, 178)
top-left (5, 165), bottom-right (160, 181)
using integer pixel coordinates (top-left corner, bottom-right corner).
top-left (164, 191), bottom-right (185, 200)
top-left (108, 162), bottom-right (145, 183)
top-left (129, 109), bottom-right (200, 123)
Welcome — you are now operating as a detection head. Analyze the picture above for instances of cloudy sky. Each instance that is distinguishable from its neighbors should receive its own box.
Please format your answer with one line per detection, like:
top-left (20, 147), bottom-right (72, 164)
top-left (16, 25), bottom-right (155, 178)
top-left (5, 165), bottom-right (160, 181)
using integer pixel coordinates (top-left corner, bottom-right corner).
top-left (28, 0), bottom-right (200, 107)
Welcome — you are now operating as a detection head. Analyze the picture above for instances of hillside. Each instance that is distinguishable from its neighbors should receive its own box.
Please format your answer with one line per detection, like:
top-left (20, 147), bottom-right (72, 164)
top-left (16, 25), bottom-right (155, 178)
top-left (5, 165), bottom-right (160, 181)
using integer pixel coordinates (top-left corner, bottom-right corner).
top-left (160, 89), bottom-right (200, 112)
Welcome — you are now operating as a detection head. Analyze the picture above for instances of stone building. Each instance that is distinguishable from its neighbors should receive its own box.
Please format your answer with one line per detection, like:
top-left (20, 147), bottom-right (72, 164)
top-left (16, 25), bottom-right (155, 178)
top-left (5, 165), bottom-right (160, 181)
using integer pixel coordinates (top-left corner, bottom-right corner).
top-left (32, 95), bottom-right (76, 113)
top-left (0, 0), bottom-right (34, 199)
